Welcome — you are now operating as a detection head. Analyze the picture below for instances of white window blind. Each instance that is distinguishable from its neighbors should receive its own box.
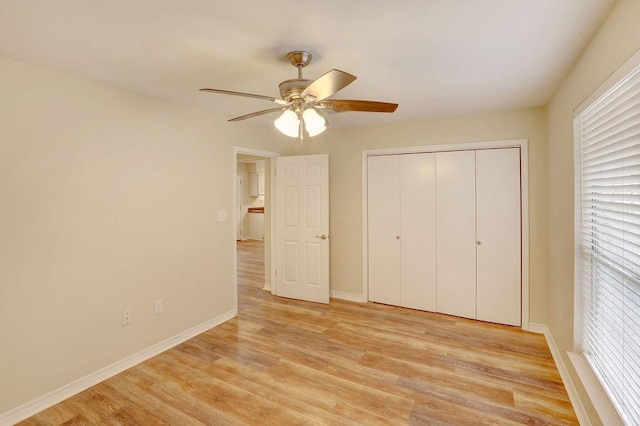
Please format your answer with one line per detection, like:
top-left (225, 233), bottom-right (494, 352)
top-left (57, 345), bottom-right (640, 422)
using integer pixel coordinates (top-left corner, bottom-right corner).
top-left (576, 64), bottom-right (640, 425)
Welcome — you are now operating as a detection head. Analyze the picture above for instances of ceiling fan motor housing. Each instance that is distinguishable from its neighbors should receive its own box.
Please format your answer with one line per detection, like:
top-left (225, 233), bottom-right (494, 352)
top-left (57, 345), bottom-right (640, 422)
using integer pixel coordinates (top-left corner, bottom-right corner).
top-left (279, 79), bottom-right (312, 102)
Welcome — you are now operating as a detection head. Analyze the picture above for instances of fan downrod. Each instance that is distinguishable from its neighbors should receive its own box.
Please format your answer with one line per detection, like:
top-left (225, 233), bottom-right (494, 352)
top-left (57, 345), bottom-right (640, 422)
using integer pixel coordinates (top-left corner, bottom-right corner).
top-left (287, 51), bottom-right (312, 80)
top-left (279, 51), bottom-right (314, 101)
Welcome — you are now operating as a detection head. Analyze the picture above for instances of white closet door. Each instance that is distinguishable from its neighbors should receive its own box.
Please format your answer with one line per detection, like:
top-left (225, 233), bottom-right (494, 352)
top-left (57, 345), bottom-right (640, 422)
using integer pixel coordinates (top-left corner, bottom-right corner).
top-left (476, 148), bottom-right (521, 326)
top-left (367, 155), bottom-right (401, 305)
top-left (400, 153), bottom-right (437, 311)
top-left (436, 150), bottom-right (477, 319)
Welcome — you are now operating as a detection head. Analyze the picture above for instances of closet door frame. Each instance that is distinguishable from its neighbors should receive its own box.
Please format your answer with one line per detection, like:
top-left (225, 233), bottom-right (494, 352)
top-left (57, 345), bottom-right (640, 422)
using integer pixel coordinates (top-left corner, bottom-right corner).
top-left (361, 139), bottom-right (531, 330)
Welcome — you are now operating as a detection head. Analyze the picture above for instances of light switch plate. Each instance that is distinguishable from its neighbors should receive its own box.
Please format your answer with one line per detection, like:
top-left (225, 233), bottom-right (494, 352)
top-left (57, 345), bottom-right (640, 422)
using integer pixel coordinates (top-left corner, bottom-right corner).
top-left (154, 299), bottom-right (163, 314)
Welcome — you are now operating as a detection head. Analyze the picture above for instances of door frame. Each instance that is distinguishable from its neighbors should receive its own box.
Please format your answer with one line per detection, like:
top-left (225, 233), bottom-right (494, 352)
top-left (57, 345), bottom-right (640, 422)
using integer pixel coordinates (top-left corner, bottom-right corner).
top-left (233, 147), bottom-right (280, 314)
top-left (235, 173), bottom-right (243, 240)
top-left (361, 139), bottom-right (531, 330)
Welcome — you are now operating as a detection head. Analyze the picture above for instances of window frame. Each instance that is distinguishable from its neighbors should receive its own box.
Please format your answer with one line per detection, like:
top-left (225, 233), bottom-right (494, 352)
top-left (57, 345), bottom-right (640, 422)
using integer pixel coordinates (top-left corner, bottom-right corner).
top-left (573, 48), bottom-right (640, 426)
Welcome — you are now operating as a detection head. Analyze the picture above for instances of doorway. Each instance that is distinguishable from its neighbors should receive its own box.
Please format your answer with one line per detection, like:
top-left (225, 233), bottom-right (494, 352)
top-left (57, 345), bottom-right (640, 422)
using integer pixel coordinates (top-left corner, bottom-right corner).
top-left (233, 147), bottom-right (279, 313)
top-left (236, 156), bottom-right (266, 292)
top-left (236, 159), bottom-right (265, 243)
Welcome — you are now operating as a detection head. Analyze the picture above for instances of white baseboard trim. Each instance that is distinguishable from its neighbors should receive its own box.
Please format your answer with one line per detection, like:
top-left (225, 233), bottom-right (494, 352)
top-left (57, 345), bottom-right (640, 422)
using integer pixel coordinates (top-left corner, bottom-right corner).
top-left (0, 309), bottom-right (237, 426)
top-left (330, 290), bottom-right (363, 303)
top-left (527, 322), bottom-right (548, 335)
top-left (528, 322), bottom-right (590, 426)
top-left (263, 282), bottom-right (271, 291)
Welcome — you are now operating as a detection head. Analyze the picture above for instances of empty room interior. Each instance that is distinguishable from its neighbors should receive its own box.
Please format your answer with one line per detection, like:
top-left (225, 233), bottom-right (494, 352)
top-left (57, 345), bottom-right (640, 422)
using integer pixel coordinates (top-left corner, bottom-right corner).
top-left (2, 1), bottom-right (640, 424)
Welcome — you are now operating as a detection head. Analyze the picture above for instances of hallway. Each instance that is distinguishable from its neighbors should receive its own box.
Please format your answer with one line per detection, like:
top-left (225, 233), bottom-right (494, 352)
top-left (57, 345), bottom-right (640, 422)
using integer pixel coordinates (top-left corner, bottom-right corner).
top-left (236, 239), bottom-right (264, 290)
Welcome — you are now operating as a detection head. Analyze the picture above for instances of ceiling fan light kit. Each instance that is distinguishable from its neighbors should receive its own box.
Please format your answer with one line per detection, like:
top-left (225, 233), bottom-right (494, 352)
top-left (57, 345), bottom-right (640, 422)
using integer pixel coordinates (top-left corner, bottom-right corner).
top-left (274, 109), bottom-right (301, 138)
top-left (302, 108), bottom-right (327, 137)
top-left (274, 107), bottom-right (328, 139)
top-left (200, 51), bottom-right (398, 142)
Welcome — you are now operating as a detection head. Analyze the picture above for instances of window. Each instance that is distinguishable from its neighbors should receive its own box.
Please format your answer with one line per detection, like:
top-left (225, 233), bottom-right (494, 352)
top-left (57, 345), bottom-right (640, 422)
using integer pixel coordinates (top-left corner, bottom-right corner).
top-left (575, 62), bottom-right (640, 425)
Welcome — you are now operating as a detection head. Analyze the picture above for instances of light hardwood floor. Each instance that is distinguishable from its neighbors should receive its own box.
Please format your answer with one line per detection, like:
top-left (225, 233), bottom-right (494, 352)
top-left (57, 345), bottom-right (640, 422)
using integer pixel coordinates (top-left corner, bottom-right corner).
top-left (236, 239), bottom-right (266, 289)
top-left (21, 240), bottom-right (577, 425)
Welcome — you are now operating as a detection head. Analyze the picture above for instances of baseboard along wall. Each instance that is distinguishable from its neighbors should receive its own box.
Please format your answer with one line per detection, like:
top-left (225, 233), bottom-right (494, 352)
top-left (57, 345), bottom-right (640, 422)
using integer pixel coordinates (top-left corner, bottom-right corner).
top-left (330, 290), bottom-right (364, 303)
top-left (0, 309), bottom-right (237, 426)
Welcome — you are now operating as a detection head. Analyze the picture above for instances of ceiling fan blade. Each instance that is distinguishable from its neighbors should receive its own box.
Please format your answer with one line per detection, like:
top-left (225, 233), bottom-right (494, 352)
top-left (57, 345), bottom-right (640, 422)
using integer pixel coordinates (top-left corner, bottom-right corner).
top-left (300, 69), bottom-right (356, 102)
top-left (228, 107), bottom-right (287, 122)
top-left (199, 88), bottom-right (288, 105)
top-left (319, 100), bottom-right (398, 113)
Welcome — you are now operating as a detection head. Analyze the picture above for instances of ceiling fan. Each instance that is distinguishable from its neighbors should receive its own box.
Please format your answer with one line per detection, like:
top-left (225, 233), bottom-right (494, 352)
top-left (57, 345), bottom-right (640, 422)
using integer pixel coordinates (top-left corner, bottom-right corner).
top-left (199, 51), bottom-right (398, 141)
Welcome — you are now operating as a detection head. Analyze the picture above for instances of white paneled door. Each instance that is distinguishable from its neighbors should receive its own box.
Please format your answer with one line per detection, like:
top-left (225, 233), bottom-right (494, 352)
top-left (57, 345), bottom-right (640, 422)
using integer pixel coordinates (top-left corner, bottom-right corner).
top-left (400, 154), bottom-right (437, 311)
top-left (367, 154), bottom-right (437, 310)
top-left (367, 155), bottom-right (401, 305)
top-left (436, 150), bottom-right (477, 320)
top-left (476, 148), bottom-right (521, 326)
top-left (275, 155), bottom-right (330, 304)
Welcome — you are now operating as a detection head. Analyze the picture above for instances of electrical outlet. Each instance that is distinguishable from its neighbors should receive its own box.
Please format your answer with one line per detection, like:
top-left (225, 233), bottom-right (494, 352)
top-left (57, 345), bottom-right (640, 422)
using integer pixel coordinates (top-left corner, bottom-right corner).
top-left (154, 299), bottom-right (164, 314)
top-left (122, 310), bottom-right (131, 326)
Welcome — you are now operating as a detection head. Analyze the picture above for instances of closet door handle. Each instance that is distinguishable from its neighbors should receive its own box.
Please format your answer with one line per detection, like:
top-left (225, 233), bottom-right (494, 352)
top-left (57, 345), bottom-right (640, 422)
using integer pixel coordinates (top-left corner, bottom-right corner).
top-left (396, 235), bottom-right (401, 240)
top-left (476, 240), bottom-right (482, 245)
top-left (315, 234), bottom-right (328, 240)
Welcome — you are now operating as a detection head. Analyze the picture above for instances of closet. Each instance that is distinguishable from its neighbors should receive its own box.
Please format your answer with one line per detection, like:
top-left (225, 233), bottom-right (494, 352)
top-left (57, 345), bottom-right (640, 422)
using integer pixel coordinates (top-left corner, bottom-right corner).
top-left (367, 147), bottom-right (521, 326)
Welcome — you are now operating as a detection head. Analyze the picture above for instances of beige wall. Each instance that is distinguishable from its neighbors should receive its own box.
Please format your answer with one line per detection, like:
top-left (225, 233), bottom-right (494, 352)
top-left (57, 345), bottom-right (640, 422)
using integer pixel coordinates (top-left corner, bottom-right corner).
top-left (547, 0), bottom-right (640, 422)
top-left (0, 57), bottom-right (290, 414)
top-left (306, 107), bottom-right (549, 324)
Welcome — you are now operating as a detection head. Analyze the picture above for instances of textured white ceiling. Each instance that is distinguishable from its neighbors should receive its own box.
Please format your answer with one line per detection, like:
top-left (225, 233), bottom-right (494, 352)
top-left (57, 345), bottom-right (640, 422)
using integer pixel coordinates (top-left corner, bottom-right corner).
top-left (0, 0), bottom-right (615, 128)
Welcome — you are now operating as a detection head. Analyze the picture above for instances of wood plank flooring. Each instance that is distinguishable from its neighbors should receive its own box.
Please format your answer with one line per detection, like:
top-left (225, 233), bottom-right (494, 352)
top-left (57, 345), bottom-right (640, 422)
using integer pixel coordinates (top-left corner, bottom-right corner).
top-left (20, 240), bottom-right (577, 425)
top-left (236, 239), bottom-right (265, 289)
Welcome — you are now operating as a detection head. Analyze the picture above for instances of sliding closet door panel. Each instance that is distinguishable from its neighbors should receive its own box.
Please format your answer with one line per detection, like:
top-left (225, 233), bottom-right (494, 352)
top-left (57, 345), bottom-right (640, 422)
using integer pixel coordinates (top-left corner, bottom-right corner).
top-left (476, 148), bottom-right (522, 326)
top-left (367, 155), bottom-right (401, 305)
top-left (436, 151), bottom-right (477, 319)
top-left (400, 153), bottom-right (437, 311)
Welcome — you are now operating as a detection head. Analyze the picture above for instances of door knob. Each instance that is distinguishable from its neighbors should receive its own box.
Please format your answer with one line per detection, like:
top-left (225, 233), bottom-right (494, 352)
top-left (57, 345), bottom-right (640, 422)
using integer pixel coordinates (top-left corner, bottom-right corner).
top-left (476, 240), bottom-right (482, 245)
top-left (396, 235), bottom-right (400, 240)
top-left (315, 234), bottom-right (328, 240)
